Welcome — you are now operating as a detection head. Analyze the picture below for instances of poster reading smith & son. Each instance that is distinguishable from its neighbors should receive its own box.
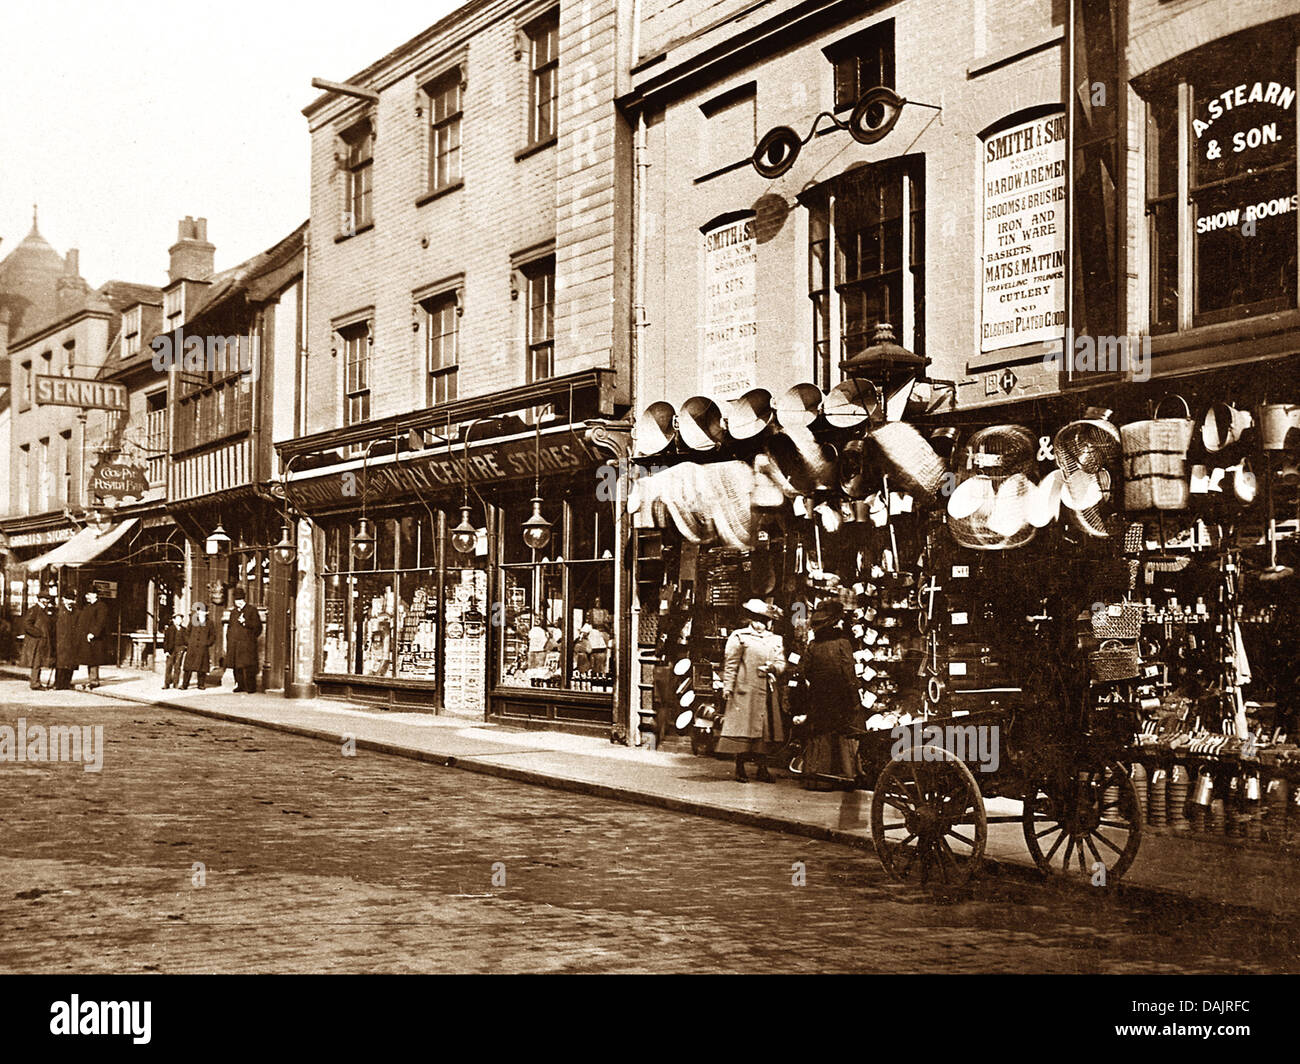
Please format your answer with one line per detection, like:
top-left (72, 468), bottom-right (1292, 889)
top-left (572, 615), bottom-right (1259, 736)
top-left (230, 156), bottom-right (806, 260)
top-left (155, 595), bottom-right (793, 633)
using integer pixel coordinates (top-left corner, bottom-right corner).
top-left (981, 112), bottom-right (1067, 353)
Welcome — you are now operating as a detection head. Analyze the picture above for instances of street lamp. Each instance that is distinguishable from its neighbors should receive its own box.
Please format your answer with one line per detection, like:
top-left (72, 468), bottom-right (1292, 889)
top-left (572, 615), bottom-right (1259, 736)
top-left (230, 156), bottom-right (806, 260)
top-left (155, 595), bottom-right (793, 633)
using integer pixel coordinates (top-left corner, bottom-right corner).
top-left (205, 523), bottom-right (232, 555)
top-left (350, 517), bottom-right (376, 562)
top-left (449, 417), bottom-right (502, 555)
top-left (521, 408), bottom-right (553, 553)
top-left (272, 524), bottom-right (296, 566)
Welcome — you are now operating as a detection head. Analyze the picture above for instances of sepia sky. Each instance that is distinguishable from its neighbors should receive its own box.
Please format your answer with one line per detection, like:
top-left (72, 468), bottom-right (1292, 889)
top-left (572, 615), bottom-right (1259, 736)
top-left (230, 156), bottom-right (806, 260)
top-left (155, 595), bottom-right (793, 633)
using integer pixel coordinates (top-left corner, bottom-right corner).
top-left (0, 0), bottom-right (463, 288)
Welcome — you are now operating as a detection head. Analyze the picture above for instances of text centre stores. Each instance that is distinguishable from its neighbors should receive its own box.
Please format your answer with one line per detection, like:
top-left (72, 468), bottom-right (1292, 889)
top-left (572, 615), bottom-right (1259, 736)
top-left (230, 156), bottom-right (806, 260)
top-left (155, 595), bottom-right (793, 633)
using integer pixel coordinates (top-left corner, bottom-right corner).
top-left (282, 402), bottom-right (620, 730)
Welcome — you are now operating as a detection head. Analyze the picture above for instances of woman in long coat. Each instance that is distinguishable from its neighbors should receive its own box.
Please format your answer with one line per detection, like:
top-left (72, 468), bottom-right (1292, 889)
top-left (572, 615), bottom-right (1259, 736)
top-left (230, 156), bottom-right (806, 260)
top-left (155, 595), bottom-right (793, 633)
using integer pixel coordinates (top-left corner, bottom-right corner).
top-left (799, 600), bottom-right (861, 790)
top-left (717, 599), bottom-right (787, 783)
top-left (183, 604), bottom-right (218, 690)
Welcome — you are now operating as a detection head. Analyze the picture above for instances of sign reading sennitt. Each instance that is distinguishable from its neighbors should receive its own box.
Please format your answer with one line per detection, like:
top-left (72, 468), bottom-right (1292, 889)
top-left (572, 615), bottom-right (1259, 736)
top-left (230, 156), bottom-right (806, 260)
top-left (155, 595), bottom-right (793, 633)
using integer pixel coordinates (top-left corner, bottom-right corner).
top-left (35, 376), bottom-right (128, 411)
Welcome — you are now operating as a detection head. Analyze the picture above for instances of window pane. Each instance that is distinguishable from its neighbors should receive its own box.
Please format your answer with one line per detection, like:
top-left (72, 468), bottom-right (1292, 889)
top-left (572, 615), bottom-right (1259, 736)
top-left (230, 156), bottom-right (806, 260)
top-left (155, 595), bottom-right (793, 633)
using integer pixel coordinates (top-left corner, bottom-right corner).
top-left (1149, 201), bottom-right (1179, 334)
top-left (499, 566), bottom-right (563, 687)
top-left (353, 573), bottom-right (396, 676)
top-left (1194, 170), bottom-right (1297, 320)
top-left (443, 567), bottom-right (488, 711)
top-left (569, 562), bottom-right (614, 685)
top-left (394, 570), bottom-right (439, 680)
top-left (322, 573), bottom-right (350, 672)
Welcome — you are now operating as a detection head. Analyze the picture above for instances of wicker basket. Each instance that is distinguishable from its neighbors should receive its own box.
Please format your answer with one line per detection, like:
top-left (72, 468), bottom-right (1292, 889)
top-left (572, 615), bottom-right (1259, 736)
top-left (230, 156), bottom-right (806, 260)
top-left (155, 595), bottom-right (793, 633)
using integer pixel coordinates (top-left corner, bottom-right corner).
top-left (1090, 639), bottom-right (1140, 683)
top-left (1091, 603), bottom-right (1146, 640)
top-left (1121, 396), bottom-right (1194, 511)
top-left (869, 421), bottom-right (946, 504)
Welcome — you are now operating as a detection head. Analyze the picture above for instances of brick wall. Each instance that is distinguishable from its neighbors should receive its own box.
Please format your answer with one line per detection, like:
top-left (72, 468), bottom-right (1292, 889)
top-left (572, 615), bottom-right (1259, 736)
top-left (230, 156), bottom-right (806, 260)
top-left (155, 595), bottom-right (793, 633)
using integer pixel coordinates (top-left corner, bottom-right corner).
top-left (303, 0), bottom-right (630, 437)
top-left (633, 0), bottom-right (1067, 412)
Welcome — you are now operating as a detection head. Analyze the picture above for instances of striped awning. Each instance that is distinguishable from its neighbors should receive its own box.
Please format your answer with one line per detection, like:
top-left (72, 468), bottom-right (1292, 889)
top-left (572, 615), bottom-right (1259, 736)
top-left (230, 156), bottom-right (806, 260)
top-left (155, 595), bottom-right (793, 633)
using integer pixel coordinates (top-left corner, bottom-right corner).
top-left (22, 519), bottom-right (138, 570)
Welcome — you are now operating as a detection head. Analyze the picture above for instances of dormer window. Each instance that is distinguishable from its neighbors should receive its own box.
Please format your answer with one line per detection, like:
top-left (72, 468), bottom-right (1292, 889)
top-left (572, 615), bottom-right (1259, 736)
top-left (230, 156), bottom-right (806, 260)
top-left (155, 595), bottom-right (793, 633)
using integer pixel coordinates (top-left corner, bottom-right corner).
top-left (123, 306), bottom-right (143, 357)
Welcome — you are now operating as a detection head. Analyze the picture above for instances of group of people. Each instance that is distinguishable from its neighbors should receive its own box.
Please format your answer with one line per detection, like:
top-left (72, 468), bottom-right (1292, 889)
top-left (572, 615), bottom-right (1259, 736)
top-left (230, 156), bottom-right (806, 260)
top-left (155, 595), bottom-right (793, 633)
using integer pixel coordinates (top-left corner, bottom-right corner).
top-left (18, 584), bottom-right (263, 695)
top-left (20, 587), bottom-right (113, 691)
top-left (718, 597), bottom-right (861, 789)
top-left (162, 587), bottom-right (263, 693)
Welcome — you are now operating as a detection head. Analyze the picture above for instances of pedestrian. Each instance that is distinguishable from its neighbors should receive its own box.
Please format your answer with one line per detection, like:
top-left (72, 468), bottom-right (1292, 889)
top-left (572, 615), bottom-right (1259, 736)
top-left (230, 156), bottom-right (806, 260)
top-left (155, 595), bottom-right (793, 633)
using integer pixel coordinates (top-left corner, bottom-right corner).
top-left (226, 587), bottom-right (262, 693)
top-left (717, 598), bottom-right (787, 783)
top-left (77, 587), bottom-right (111, 689)
top-left (182, 603), bottom-right (218, 689)
top-left (0, 610), bottom-right (15, 663)
top-left (21, 594), bottom-right (55, 690)
top-left (162, 612), bottom-right (188, 688)
top-left (797, 600), bottom-right (861, 791)
top-left (53, 590), bottom-right (80, 690)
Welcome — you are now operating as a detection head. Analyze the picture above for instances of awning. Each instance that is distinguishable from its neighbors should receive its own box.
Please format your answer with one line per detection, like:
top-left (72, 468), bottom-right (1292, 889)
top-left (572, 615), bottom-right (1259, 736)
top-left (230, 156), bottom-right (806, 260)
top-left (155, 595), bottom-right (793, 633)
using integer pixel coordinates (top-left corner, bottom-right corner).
top-left (23, 519), bottom-right (138, 571)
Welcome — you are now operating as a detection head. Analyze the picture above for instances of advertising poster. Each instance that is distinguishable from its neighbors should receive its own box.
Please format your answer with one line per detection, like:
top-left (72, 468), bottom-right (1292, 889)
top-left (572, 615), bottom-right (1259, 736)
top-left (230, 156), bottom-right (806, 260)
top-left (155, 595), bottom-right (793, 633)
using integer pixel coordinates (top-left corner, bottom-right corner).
top-left (701, 216), bottom-right (758, 397)
top-left (981, 112), bottom-right (1067, 352)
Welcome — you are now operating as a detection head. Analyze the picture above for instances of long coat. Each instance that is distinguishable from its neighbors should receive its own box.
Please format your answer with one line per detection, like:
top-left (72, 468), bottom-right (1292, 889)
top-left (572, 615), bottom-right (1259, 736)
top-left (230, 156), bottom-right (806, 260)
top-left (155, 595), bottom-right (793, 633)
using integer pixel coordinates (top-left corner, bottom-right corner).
top-left (803, 628), bottom-right (860, 734)
top-left (21, 605), bottom-right (54, 667)
top-left (717, 624), bottom-right (787, 753)
top-left (76, 599), bottom-right (112, 666)
top-left (184, 617), bottom-right (218, 673)
top-left (224, 604), bottom-right (262, 669)
top-left (54, 604), bottom-right (80, 668)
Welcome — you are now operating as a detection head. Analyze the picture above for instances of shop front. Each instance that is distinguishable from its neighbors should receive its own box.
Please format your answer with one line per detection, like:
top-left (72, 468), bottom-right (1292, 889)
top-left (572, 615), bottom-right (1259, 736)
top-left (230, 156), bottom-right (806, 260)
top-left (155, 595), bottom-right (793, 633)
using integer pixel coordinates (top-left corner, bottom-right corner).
top-left (280, 375), bottom-right (630, 735)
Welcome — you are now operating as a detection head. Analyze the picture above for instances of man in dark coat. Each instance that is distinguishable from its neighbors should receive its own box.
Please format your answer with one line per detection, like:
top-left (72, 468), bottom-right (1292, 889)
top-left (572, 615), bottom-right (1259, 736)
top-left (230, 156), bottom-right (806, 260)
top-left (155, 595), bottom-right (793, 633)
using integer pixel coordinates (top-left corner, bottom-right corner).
top-left (162, 613), bottom-right (188, 688)
top-left (226, 586), bottom-right (262, 693)
top-left (22, 594), bottom-right (55, 690)
top-left (53, 591), bottom-right (80, 690)
top-left (797, 600), bottom-right (861, 790)
top-left (183, 603), bottom-right (218, 690)
top-left (76, 588), bottom-right (112, 688)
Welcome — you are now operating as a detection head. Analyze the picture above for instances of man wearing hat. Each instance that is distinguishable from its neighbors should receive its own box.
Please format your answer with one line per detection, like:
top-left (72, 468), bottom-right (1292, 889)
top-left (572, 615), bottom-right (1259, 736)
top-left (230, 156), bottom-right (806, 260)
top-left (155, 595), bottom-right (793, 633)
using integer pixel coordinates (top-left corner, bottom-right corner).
top-left (717, 598), bottom-right (787, 783)
top-left (226, 587), bottom-right (262, 693)
top-left (183, 603), bottom-right (218, 690)
top-left (76, 587), bottom-right (112, 689)
top-left (797, 600), bottom-right (861, 790)
top-left (52, 590), bottom-right (81, 690)
top-left (162, 611), bottom-right (188, 688)
top-left (21, 593), bottom-right (55, 690)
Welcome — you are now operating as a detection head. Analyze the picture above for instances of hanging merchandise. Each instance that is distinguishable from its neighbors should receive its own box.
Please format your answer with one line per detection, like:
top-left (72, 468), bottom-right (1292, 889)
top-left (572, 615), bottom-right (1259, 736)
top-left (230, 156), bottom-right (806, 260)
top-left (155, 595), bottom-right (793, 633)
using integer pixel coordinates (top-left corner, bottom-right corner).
top-left (773, 381), bottom-right (823, 431)
top-left (1055, 407), bottom-right (1124, 538)
top-left (726, 388), bottom-right (775, 442)
top-left (947, 425), bottom-right (1038, 550)
top-left (1258, 403), bottom-right (1300, 451)
top-left (869, 421), bottom-right (946, 505)
top-left (633, 401), bottom-right (677, 456)
top-left (1200, 402), bottom-right (1254, 454)
top-left (1120, 395), bottom-right (1194, 511)
top-left (1089, 639), bottom-right (1141, 683)
top-left (1027, 468), bottom-right (1066, 528)
top-left (676, 395), bottom-right (727, 451)
top-left (765, 428), bottom-right (836, 496)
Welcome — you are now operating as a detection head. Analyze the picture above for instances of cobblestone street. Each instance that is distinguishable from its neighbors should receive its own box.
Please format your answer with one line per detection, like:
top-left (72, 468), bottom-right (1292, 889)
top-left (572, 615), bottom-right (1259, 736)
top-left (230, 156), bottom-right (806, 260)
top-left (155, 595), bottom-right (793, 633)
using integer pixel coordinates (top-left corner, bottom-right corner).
top-left (1, 681), bottom-right (1297, 974)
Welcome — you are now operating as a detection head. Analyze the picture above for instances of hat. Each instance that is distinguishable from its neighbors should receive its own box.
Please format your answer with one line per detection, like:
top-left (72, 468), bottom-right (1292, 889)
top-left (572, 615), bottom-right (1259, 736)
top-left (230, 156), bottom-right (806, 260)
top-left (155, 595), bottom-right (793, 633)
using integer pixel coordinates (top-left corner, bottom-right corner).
top-left (193, 601), bottom-right (208, 612)
top-left (742, 598), bottom-right (773, 620)
top-left (810, 600), bottom-right (844, 628)
top-left (232, 586), bottom-right (247, 599)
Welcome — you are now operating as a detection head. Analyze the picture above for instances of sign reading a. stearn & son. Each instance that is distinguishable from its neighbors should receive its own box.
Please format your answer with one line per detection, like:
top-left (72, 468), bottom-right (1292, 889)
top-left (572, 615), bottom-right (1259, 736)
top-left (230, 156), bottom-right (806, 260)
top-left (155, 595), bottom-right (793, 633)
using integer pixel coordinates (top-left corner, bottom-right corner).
top-left (980, 112), bottom-right (1067, 353)
top-left (35, 376), bottom-right (128, 411)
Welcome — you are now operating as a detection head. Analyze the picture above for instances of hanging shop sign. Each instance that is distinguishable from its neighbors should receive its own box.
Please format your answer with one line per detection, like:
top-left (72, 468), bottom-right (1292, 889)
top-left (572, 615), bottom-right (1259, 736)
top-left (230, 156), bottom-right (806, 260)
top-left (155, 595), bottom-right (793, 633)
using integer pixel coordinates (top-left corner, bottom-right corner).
top-left (980, 112), bottom-right (1067, 353)
top-left (90, 580), bottom-right (117, 599)
top-left (88, 458), bottom-right (148, 505)
top-left (700, 215), bottom-right (758, 398)
top-left (35, 376), bottom-right (128, 411)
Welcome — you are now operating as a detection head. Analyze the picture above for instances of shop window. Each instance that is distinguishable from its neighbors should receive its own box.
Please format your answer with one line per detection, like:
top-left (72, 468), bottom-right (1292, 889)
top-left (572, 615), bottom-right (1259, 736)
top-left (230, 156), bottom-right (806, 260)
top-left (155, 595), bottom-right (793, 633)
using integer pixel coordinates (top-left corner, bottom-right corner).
top-left (526, 10), bottom-right (559, 147)
top-left (426, 69), bottom-right (463, 193)
top-left (424, 290), bottom-right (460, 404)
top-left (497, 496), bottom-right (614, 691)
top-left (524, 256), bottom-right (555, 383)
top-left (825, 19), bottom-right (894, 112)
top-left (805, 158), bottom-right (924, 389)
top-left (1142, 25), bottom-right (1298, 334)
top-left (341, 119), bottom-right (374, 234)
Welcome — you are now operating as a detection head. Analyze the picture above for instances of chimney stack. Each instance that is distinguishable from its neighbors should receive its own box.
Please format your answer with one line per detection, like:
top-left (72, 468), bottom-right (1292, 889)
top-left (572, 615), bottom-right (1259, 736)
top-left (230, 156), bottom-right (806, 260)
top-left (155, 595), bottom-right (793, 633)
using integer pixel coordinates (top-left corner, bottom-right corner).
top-left (55, 248), bottom-right (89, 316)
top-left (168, 216), bottom-right (215, 283)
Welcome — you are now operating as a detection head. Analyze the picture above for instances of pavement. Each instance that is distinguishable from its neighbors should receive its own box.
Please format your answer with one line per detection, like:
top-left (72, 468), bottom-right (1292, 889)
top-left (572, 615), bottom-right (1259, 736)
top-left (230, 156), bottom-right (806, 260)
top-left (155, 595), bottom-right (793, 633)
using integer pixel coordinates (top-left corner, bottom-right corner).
top-left (4, 662), bottom-right (1298, 916)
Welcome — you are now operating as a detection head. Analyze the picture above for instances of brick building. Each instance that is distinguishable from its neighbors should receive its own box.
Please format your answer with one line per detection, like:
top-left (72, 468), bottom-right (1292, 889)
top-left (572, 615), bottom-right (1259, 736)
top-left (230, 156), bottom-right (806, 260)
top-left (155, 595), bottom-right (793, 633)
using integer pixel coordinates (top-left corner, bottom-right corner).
top-left (280, 0), bottom-right (637, 733)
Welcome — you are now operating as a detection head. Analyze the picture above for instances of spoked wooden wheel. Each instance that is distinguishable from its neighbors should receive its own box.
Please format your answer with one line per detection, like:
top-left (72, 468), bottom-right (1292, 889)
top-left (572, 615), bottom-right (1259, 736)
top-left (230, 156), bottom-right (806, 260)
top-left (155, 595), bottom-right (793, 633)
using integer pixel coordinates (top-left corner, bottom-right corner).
top-left (871, 746), bottom-right (987, 887)
top-left (1022, 761), bottom-right (1142, 881)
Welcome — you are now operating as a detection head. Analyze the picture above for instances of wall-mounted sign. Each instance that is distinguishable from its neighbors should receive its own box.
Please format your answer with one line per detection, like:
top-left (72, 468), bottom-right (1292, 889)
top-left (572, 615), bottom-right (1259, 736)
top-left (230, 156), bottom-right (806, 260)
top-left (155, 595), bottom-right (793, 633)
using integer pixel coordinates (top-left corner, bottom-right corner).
top-left (700, 215), bottom-right (758, 398)
top-left (90, 580), bottom-right (117, 599)
top-left (35, 376), bottom-right (128, 411)
top-left (980, 112), bottom-right (1067, 353)
top-left (7, 528), bottom-right (76, 549)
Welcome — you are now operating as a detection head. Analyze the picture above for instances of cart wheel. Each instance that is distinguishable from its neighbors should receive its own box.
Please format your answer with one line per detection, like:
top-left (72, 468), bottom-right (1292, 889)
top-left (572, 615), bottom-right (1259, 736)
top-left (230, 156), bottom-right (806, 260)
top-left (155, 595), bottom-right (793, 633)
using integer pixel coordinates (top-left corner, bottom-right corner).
top-left (1022, 761), bottom-right (1142, 882)
top-left (871, 746), bottom-right (987, 887)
